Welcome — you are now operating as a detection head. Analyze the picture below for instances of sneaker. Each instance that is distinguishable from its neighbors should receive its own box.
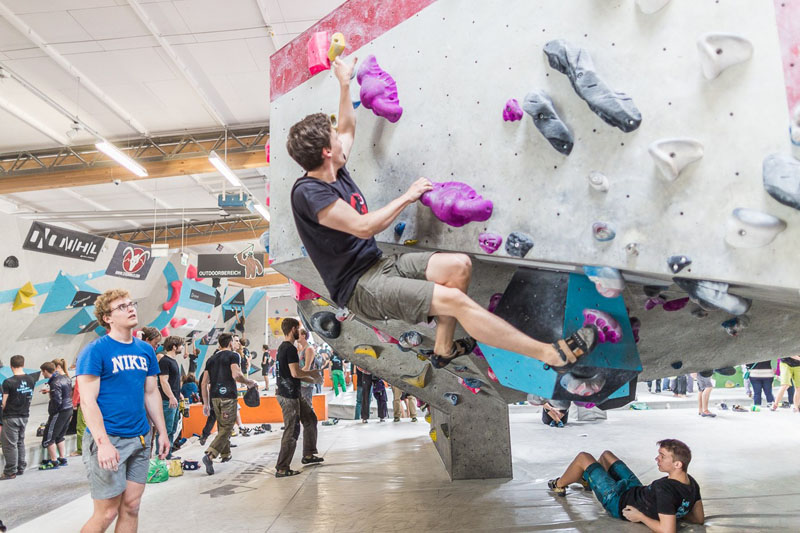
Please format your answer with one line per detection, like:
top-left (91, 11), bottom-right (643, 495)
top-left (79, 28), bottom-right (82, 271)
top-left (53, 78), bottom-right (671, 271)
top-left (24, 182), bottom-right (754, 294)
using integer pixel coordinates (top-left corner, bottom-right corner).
top-left (57, 458), bottom-right (68, 466)
top-left (39, 460), bottom-right (59, 471)
top-left (379, 418), bottom-right (386, 423)
top-left (0, 474), bottom-right (16, 481)
top-left (411, 417), bottom-right (417, 422)
top-left (548, 478), bottom-right (566, 496)
top-left (301, 455), bottom-right (324, 465)
top-left (202, 454), bottom-right (215, 476)
top-left (393, 417), bottom-right (400, 423)
top-left (361, 419), bottom-right (368, 424)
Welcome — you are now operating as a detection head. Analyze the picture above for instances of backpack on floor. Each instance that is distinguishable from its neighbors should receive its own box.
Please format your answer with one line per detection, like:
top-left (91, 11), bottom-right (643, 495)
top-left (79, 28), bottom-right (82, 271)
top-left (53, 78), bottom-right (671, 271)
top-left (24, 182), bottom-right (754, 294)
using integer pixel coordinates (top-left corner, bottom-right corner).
top-left (146, 459), bottom-right (169, 483)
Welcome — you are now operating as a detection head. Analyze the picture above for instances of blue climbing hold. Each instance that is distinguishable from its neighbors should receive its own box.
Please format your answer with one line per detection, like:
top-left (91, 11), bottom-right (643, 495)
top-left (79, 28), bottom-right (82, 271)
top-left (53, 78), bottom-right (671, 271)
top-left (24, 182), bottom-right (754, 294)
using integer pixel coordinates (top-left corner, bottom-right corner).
top-left (394, 222), bottom-right (406, 237)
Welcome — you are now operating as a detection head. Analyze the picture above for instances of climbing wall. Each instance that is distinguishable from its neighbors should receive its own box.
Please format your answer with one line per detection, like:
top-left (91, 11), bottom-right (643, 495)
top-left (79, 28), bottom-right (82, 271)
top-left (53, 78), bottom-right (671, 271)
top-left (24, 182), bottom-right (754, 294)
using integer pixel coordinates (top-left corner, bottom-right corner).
top-left (269, 0), bottom-right (800, 290)
top-left (0, 213), bottom-right (267, 405)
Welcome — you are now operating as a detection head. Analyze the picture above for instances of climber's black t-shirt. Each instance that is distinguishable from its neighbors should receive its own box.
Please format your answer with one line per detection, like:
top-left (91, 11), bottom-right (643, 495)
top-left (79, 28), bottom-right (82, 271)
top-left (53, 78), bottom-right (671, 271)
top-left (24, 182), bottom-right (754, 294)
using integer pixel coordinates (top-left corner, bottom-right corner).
top-left (620, 476), bottom-right (701, 520)
top-left (290, 166), bottom-right (382, 307)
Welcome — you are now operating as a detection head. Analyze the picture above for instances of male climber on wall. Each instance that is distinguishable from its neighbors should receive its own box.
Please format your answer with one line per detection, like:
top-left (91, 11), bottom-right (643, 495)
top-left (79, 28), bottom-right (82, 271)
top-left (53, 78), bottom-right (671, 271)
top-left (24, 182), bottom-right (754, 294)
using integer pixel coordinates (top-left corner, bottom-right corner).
top-left (286, 55), bottom-right (598, 373)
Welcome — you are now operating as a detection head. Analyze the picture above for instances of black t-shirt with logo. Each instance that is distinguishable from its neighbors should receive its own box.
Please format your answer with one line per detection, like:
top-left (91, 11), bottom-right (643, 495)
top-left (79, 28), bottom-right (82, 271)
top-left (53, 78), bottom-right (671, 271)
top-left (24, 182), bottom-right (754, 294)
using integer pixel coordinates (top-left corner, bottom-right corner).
top-left (205, 350), bottom-right (240, 399)
top-left (290, 166), bottom-right (382, 307)
top-left (276, 341), bottom-right (301, 399)
top-left (2, 374), bottom-right (36, 418)
top-left (330, 352), bottom-right (344, 371)
top-left (620, 475), bottom-right (701, 520)
top-left (158, 355), bottom-right (181, 401)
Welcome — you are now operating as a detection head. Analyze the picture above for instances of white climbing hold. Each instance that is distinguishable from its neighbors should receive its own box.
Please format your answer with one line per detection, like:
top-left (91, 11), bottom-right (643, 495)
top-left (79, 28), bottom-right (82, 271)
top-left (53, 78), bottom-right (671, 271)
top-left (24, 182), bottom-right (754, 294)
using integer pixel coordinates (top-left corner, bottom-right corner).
top-left (697, 33), bottom-right (753, 80)
top-left (587, 171), bottom-right (609, 192)
top-left (724, 208), bottom-right (786, 248)
top-left (636, 0), bottom-right (671, 14)
top-left (648, 138), bottom-right (704, 181)
top-left (790, 104), bottom-right (800, 146)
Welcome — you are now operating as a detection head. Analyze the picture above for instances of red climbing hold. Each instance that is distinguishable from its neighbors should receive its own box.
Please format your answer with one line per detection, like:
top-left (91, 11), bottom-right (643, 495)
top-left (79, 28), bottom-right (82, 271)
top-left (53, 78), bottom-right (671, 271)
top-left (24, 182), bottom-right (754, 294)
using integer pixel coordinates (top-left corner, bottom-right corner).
top-left (162, 280), bottom-right (182, 311)
top-left (186, 264), bottom-right (203, 281)
top-left (307, 31), bottom-right (331, 75)
top-left (160, 327), bottom-right (170, 338)
top-left (170, 317), bottom-right (187, 328)
top-left (290, 279), bottom-right (320, 301)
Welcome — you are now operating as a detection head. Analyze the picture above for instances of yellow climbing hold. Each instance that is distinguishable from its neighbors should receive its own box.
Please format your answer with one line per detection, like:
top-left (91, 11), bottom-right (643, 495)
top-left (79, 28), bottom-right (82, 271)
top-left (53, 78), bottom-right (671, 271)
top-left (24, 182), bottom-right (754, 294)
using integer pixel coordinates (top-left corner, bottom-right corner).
top-left (424, 413), bottom-right (432, 423)
top-left (429, 428), bottom-right (437, 442)
top-left (312, 298), bottom-right (330, 307)
top-left (354, 344), bottom-right (379, 359)
top-left (402, 363), bottom-right (433, 388)
top-left (12, 281), bottom-right (38, 311)
top-left (328, 32), bottom-right (346, 62)
top-left (416, 354), bottom-right (427, 362)
top-left (403, 239), bottom-right (418, 246)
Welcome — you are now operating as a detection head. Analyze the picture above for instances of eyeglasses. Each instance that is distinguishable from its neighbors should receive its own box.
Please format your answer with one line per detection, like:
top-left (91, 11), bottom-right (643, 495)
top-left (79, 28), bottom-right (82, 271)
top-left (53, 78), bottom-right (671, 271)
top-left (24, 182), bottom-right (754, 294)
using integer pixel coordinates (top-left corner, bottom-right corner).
top-left (111, 301), bottom-right (138, 313)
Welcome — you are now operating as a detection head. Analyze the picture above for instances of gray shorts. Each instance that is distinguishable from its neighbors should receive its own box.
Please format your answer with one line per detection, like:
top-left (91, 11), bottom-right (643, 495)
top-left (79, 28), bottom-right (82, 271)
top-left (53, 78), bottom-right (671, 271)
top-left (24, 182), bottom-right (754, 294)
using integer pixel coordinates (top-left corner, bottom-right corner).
top-left (347, 252), bottom-right (436, 324)
top-left (83, 429), bottom-right (151, 500)
top-left (696, 374), bottom-right (715, 391)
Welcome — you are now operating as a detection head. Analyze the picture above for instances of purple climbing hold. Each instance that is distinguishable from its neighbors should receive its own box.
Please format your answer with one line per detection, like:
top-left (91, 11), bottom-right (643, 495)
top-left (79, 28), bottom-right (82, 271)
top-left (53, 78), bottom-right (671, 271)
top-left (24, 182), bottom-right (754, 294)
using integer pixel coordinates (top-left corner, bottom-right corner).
top-left (503, 98), bottom-right (524, 121)
top-left (357, 55), bottom-right (403, 123)
top-left (629, 317), bottom-right (641, 344)
top-left (644, 296), bottom-right (666, 310)
top-left (478, 232), bottom-right (503, 254)
top-left (582, 309), bottom-right (623, 344)
top-left (487, 293), bottom-right (503, 313)
top-left (420, 181), bottom-right (493, 227)
top-left (663, 297), bottom-right (690, 312)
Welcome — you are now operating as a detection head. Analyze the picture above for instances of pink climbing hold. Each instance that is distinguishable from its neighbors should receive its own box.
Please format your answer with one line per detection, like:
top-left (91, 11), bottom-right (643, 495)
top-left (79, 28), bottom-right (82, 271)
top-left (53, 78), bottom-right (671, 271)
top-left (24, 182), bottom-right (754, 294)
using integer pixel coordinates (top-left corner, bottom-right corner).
top-left (486, 366), bottom-right (499, 382)
top-left (478, 232), bottom-right (503, 254)
top-left (503, 98), bottom-right (523, 121)
top-left (307, 31), bottom-right (331, 75)
top-left (186, 264), bottom-right (203, 282)
top-left (644, 296), bottom-right (666, 310)
top-left (487, 293), bottom-right (503, 313)
top-left (170, 317), bottom-right (187, 328)
top-left (663, 297), bottom-right (690, 312)
top-left (420, 181), bottom-right (493, 227)
top-left (582, 309), bottom-right (623, 344)
top-left (574, 401), bottom-right (597, 409)
top-left (160, 327), bottom-right (170, 338)
top-left (357, 55), bottom-right (403, 123)
top-left (162, 280), bottom-right (182, 311)
top-left (289, 279), bottom-right (321, 301)
top-left (372, 327), bottom-right (399, 344)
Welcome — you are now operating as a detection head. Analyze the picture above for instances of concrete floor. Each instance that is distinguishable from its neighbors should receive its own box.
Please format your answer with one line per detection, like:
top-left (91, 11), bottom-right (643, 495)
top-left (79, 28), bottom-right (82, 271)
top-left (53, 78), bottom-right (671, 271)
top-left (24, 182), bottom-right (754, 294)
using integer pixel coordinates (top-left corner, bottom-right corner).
top-left (5, 385), bottom-right (800, 532)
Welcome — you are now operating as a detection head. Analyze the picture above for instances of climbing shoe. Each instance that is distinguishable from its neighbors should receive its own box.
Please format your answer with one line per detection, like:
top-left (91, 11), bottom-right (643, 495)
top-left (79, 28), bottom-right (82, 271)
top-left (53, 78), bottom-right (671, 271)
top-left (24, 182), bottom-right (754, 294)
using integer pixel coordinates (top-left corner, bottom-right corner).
top-left (39, 460), bottom-right (59, 471)
top-left (548, 326), bottom-right (599, 373)
top-left (548, 478), bottom-right (566, 496)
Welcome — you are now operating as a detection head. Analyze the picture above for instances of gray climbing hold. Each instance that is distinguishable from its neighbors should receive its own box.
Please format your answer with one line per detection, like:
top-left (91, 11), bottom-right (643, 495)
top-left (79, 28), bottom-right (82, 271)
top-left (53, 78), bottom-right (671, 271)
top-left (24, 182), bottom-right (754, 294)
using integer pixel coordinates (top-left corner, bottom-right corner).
top-left (506, 232), bottom-right (534, 257)
top-left (591, 222), bottom-right (616, 242)
top-left (398, 331), bottom-right (423, 350)
top-left (667, 255), bottom-right (691, 274)
top-left (673, 278), bottom-right (751, 316)
top-left (587, 171), bottom-right (609, 192)
top-left (625, 243), bottom-right (640, 256)
top-left (443, 392), bottom-right (460, 406)
top-left (521, 90), bottom-right (574, 155)
top-left (763, 153), bottom-right (800, 211)
top-left (310, 311), bottom-right (342, 339)
top-left (636, 0), bottom-right (671, 14)
top-left (3, 255), bottom-right (19, 268)
top-left (543, 39), bottom-right (642, 132)
top-left (697, 33), bottom-right (753, 80)
top-left (648, 138), bottom-right (704, 181)
top-left (724, 208), bottom-right (786, 248)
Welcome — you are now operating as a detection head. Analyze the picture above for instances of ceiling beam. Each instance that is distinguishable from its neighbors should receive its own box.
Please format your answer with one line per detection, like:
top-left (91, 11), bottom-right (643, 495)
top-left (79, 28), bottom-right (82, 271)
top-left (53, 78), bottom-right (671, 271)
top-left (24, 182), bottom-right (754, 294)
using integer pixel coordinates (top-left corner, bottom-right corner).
top-left (0, 151), bottom-right (265, 194)
top-left (101, 216), bottom-right (269, 246)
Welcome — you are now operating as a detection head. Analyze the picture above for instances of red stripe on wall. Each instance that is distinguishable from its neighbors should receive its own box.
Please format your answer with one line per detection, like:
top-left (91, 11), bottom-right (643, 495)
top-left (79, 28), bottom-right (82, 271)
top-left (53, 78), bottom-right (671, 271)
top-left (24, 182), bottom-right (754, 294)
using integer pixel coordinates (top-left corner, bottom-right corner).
top-left (270, 0), bottom-right (437, 102)
top-left (774, 0), bottom-right (800, 112)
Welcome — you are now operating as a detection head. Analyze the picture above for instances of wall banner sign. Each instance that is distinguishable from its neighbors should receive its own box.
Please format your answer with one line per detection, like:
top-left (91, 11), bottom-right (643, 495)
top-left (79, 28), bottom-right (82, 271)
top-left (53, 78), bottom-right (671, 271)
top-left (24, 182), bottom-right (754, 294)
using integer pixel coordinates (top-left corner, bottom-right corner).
top-left (23, 221), bottom-right (105, 262)
top-left (197, 244), bottom-right (265, 278)
top-left (105, 241), bottom-right (156, 280)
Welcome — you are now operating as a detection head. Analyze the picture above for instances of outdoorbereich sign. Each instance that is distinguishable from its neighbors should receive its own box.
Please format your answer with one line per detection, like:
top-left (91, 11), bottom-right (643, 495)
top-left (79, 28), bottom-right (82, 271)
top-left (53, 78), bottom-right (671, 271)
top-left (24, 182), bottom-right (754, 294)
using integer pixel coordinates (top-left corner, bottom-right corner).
top-left (23, 221), bottom-right (105, 262)
top-left (197, 244), bottom-right (265, 278)
top-left (105, 241), bottom-right (155, 280)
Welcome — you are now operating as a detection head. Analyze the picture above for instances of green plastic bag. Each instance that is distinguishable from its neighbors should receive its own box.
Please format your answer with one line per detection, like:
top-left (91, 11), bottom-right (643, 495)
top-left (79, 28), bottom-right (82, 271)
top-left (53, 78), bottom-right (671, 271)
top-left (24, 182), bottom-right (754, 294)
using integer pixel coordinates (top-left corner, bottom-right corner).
top-left (147, 459), bottom-right (169, 484)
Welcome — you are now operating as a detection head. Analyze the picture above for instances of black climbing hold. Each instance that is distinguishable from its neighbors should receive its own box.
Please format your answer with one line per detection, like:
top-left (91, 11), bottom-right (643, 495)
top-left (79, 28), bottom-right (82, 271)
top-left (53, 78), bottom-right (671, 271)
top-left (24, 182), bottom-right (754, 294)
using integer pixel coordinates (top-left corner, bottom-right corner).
top-left (698, 370), bottom-right (713, 378)
top-left (643, 285), bottom-right (664, 297)
top-left (462, 377), bottom-right (483, 389)
top-left (440, 423), bottom-right (450, 439)
top-left (762, 153), bottom-right (800, 211)
top-left (3, 255), bottom-right (19, 268)
top-left (311, 311), bottom-right (341, 339)
top-left (211, 277), bottom-right (221, 288)
top-left (543, 39), bottom-right (642, 132)
top-left (522, 89), bottom-right (574, 155)
top-left (670, 361), bottom-right (683, 370)
top-left (673, 278), bottom-right (751, 316)
top-left (213, 290), bottom-right (222, 307)
top-left (505, 232), bottom-right (534, 257)
top-left (667, 255), bottom-right (691, 274)
top-left (715, 367), bottom-right (736, 376)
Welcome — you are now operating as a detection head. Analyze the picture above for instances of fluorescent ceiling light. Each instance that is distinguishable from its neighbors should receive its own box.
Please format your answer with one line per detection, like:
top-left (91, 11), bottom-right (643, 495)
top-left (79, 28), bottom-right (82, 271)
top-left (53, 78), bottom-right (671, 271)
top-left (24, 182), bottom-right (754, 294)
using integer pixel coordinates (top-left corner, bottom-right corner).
top-left (209, 150), bottom-right (241, 186)
top-left (254, 203), bottom-right (270, 222)
top-left (95, 141), bottom-right (148, 177)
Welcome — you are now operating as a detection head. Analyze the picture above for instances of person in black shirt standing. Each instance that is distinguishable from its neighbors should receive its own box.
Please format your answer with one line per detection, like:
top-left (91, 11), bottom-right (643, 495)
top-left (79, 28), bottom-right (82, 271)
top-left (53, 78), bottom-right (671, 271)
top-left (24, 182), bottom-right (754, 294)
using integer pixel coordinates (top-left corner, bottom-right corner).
top-left (260, 344), bottom-right (274, 394)
top-left (38, 361), bottom-right (73, 470)
top-left (199, 333), bottom-right (256, 475)
top-left (287, 57), bottom-right (598, 376)
top-left (158, 336), bottom-right (183, 460)
top-left (1, 355), bottom-right (36, 480)
top-left (548, 439), bottom-right (704, 531)
top-left (275, 318), bottom-right (323, 477)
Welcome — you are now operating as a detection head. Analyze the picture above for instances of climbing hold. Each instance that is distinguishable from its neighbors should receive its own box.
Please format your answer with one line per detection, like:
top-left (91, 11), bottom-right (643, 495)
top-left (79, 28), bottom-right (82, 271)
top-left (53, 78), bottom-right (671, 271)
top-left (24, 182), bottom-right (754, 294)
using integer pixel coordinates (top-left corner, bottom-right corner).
top-left (452, 365), bottom-right (469, 373)
top-left (503, 98), bottom-right (523, 121)
top-left (724, 208), bottom-right (786, 248)
top-left (394, 222), bottom-right (406, 238)
top-left (791, 104), bottom-right (800, 146)
top-left (629, 317), bottom-right (641, 343)
top-left (160, 327), bottom-right (170, 338)
top-left (697, 33), bottom-right (753, 80)
top-left (625, 243), bottom-right (640, 256)
top-left (402, 363), bottom-right (433, 389)
top-left (762, 153), bottom-right (800, 211)
top-left (667, 255), bottom-right (692, 274)
top-left (403, 239), bottom-right (418, 246)
top-left (587, 171), bottom-right (609, 192)
top-left (372, 327), bottom-right (398, 344)
top-left (443, 392), bottom-right (460, 406)
top-left (543, 39), bottom-right (642, 132)
top-left (310, 311), bottom-right (341, 339)
top-left (506, 232), bottom-right (534, 258)
top-left (424, 413), bottom-right (432, 424)
top-left (357, 55), bottom-right (403, 123)
top-left (522, 89), bottom-right (574, 155)
top-left (636, 0), bottom-right (671, 14)
top-left (290, 280), bottom-right (321, 301)
top-left (334, 307), bottom-right (352, 322)
top-left (458, 377), bottom-right (482, 394)
top-left (487, 293), bottom-right (503, 313)
top-left (582, 309), bottom-right (622, 344)
top-left (643, 285), bottom-right (664, 297)
top-left (478, 232), bottom-right (503, 254)
top-left (354, 345), bottom-right (380, 359)
top-left (648, 138), bottom-right (704, 181)
top-left (307, 31), bottom-right (331, 75)
top-left (473, 345), bottom-right (485, 359)
top-left (673, 278), bottom-right (751, 316)
top-left (662, 297), bottom-right (690, 312)
top-left (398, 331), bottom-right (423, 350)
top-left (715, 366), bottom-right (737, 376)
top-left (644, 295), bottom-right (666, 310)
top-left (420, 181), bottom-right (493, 227)
top-left (12, 281), bottom-right (38, 311)
top-left (186, 264), bottom-right (203, 281)
top-left (486, 366), bottom-right (499, 382)
top-left (312, 298), bottom-right (330, 307)
top-left (583, 266), bottom-right (625, 298)
top-left (162, 280), bottom-right (182, 311)
top-left (169, 317), bottom-right (187, 328)
top-left (429, 428), bottom-right (437, 442)
top-left (722, 315), bottom-right (750, 336)
top-left (440, 423), bottom-right (450, 439)
top-left (4, 255), bottom-right (19, 268)
top-left (560, 372), bottom-right (606, 397)
top-left (591, 222), bottom-right (616, 242)
top-left (670, 361), bottom-right (683, 370)
top-left (328, 32), bottom-right (346, 62)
